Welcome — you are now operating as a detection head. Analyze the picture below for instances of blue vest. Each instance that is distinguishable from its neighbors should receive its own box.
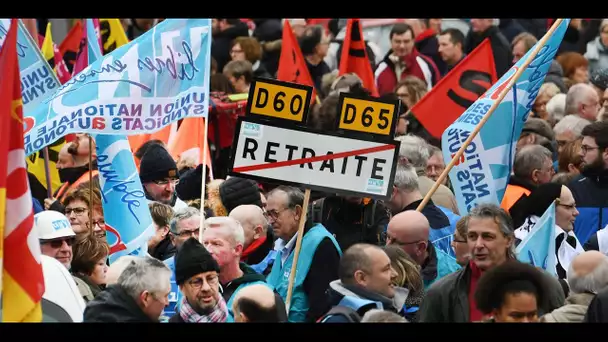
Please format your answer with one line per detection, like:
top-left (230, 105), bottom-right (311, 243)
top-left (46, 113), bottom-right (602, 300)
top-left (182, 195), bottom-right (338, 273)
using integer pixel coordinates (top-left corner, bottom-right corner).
top-left (423, 247), bottom-right (461, 289)
top-left (319, 295), bottom-right (383, 322)
top-left (250, 250), bottom-right (277, 274)
top-left (160, 256), bottom-right (182, 322)
top-left (430, 206), bottom-right (460, 258)
top-left (266, 224), bottom-right (341, 322)
top-left (225, 280), bottom-right (270, 322)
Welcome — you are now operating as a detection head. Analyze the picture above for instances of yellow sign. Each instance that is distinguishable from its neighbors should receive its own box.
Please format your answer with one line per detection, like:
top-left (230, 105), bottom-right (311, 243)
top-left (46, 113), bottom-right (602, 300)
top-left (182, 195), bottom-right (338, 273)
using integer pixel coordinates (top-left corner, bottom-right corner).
top-left (338, 94), bottom-right (398, 137)
top-left (247, 78), bottom-right (312, 123)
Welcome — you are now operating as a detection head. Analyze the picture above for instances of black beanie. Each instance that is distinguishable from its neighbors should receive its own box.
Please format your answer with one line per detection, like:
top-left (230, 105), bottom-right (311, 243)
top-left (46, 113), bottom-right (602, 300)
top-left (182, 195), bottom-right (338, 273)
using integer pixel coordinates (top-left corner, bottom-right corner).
top-left (219, 177), bottom-right (263, 213)
top-left (174, 237), bottom-right (220, 285)
top-left (139, 144), bottom-right (178, 183)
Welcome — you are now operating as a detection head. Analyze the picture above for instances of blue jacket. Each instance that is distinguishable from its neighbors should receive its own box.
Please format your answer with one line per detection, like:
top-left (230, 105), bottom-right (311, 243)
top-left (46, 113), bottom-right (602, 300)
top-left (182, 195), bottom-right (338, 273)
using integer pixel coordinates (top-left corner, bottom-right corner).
top-left (160, 256), bottom-right (181, 322)
top-left (266, 224), bottom-right (341, 322)
top-left (569, 171), bottom-right (608, 244)
top-left (423, 243), bottom-right (461, 289)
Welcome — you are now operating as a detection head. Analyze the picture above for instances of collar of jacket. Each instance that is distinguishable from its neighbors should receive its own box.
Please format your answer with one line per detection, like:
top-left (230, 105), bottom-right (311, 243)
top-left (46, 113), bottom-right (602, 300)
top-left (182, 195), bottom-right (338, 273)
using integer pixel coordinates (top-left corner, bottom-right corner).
top-left (508, 174), bottom-right (538, 192)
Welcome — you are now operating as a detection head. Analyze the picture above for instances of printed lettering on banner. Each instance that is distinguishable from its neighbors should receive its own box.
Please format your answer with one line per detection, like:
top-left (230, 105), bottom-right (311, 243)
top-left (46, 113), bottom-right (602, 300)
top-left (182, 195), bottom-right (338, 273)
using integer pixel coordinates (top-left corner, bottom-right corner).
top-left (337, 92), bottom-right (398, 138)
top-left (21, 19), bottom-right (212, 157)
top-left (246, 78), bottom-right (313, 123)
top-left (229, 116), bottom-right (399, 199)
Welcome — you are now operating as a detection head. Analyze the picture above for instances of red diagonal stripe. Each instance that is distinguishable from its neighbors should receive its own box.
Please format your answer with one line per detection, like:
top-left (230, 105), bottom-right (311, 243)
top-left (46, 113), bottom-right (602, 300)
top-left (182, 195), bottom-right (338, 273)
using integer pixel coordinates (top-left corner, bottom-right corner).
top-left (233, 143), bottom-right (395, 173)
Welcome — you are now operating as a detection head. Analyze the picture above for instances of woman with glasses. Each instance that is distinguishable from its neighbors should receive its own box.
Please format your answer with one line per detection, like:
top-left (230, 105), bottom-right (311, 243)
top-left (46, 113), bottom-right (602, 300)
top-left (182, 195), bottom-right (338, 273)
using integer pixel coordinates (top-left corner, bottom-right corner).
top-left (509, 183), bottom-right (584, 281)
top-left (63, 187), bottom-right (105, 237)
top-left (71, 234), bottom-right (111, 302)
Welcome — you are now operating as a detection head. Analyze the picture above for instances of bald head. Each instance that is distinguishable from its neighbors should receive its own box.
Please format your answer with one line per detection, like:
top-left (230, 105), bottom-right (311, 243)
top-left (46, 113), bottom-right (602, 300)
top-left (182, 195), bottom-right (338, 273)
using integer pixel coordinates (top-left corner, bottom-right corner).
top-left (568, 251), bottom-right (608, 294)
top-left (56, 142), bottom-right (75, 170)
top-left (386, 210), bottom-right (430, 265)
top-left (232, 284), bottom-right (280, 322)
top-left (229, 204), bottom-right (268, 250)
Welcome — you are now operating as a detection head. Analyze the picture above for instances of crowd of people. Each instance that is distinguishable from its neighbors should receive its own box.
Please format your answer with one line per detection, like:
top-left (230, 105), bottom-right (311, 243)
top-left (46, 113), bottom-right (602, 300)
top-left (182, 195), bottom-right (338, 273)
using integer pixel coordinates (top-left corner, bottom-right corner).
top-left (24, 18), bottom-right (608, 323)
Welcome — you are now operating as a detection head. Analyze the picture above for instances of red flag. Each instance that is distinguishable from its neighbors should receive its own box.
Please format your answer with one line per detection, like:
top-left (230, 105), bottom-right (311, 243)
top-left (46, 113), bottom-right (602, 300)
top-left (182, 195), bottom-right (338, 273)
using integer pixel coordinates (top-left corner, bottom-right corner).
top-left (0, 18), bottom-right (45, 322)
top-left (59, 21), bottom-right (83, 75)
top-left (339, 19), bottom-right (379, 97)
top-left (410, 39), bottom-right (497, 138)
top-left (277, 20), bottom-right (317, 102)
top-left (167, 118), bottom-right (213, 179)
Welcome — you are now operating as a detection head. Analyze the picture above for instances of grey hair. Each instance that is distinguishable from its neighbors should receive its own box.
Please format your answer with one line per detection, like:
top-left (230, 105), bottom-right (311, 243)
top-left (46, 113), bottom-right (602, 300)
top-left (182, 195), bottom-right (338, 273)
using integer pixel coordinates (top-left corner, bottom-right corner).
top-left (118, 256), bottom-right (172, 301)
top-left (395, 134), bottom-right (430, 175)
top-left (106, 255), bottom-right (139, 286)
top-left (553, 114), bottom-right (590, 138)
top-left (565, 83), bottom-right (594, 115)
top-left (463, 203), bottom-right (515, 259)
top-left (268, 185), bottom-right (305, 209)
top-left (393, 163), bottom-right (419, 192)
top-left (361, 309), bottom-right (408, 323)
top-left (568, 256), bottom-right (608, 294)
top-left (547, 93), bottom-right (566, 122)
top-left (513, 144), bottom-right (552, 179)
top-left (204, 216), bottom-right (246, 246)
top-left (169, 207), bottom-right (201, 234)
top-left (427, 145), bottom-right (442, 158)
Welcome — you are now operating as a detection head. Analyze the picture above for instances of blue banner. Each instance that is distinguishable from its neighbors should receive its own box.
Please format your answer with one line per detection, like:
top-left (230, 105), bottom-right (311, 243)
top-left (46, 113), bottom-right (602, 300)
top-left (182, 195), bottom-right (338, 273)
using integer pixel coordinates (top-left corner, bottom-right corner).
top-left (82, 19), bottom-right (153, 263)
top-left (0, 19), bottom-right (61, 124)
top-left (516, 202), bottom-right (557, 276)
top-left (441, 19), bottom-right (569, 214)
top-left (23, 19), bottom-right (211, 157)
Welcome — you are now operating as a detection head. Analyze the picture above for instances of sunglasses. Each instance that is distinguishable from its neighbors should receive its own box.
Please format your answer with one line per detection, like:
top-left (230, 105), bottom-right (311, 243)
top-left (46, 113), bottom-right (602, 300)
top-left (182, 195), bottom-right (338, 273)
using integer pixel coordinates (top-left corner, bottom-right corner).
top-left (42, 237), bottom-right (75, 249)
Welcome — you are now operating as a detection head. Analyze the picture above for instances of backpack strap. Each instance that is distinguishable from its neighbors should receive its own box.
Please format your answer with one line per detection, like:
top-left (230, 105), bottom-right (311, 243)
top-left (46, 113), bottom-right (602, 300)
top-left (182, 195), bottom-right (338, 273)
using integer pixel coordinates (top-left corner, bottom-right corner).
top-left (318, 305), bottom-right (362, 323)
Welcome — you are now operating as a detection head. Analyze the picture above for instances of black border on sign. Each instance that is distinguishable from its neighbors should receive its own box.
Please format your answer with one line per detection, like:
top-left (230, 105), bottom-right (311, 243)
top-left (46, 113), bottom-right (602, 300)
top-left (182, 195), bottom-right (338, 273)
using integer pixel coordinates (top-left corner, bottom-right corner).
top-left (244, 77), bottom-right (314, 124)
top-left (227, 115), bottom-right (399, 200)
top-left (333, 91), bottom-right (400, 143)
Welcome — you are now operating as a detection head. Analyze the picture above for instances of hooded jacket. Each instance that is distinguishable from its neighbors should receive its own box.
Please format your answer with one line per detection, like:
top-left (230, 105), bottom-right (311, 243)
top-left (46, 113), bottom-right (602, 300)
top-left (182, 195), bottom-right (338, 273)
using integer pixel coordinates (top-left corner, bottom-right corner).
top-left (321, 280), bottom-right (409, 322)
top-left (83, 284), bottom-right (156, 323)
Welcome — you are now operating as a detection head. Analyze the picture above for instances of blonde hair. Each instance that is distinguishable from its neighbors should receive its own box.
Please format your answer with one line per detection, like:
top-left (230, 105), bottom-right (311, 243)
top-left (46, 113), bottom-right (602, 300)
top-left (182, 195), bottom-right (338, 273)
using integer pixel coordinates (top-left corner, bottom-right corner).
top-left (384, 245), bottom-right (423, 293)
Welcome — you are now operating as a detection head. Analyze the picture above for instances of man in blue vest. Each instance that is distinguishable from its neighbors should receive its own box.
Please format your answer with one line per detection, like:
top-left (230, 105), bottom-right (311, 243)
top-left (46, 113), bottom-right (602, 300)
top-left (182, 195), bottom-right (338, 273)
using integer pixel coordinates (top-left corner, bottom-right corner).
top-left (160, 207), bottom-right (202, 322)
top-left (201, 216), bottom-right (286, 322)
top-left (319, 244), bottom-right (408, 322)
top-left (387, 210), bottom-right (460, 289)
top-left (265, 185), bottom-right (342, 322)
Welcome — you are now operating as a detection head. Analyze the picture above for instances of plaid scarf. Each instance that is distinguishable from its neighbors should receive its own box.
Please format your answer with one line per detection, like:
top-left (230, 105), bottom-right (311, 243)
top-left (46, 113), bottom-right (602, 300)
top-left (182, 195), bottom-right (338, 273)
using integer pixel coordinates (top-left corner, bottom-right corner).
top-left (178, 295), bottom-right (228, 323)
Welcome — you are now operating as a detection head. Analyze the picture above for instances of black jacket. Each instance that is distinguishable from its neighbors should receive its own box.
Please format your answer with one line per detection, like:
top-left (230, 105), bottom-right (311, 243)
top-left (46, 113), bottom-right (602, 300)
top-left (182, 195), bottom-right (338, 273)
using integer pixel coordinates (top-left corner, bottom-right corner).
top-left (149, 236), bottom-right (176, 261)
top-left (416, 31), bottom-right (446, 76)
top-left (221, 263), bottom-right (267, 302)
top-left (418, 262), bottom-right (565, 322)
top-left (84, 285), bottom-right (156, 322)
top-left (465, 25), bottom-right (512, 78)
top-left (242, 229), bottom-right (274, 268)
top-left (305, 59), bottom-right (331, 98)
top-left (585, 286), bottom-right (608, 322)
top-left (400, 199), bottom-right (450, 230)
top-left (252, 19), bottom-right (282, 76)
top-left (570, 168), bottom-right (608, 245)
top-left (498, 19), bottom-right (526, 43)
top-left (212, 22), bottom-right (250, 73)
top-left (311, 196), bottom-right (390, 251)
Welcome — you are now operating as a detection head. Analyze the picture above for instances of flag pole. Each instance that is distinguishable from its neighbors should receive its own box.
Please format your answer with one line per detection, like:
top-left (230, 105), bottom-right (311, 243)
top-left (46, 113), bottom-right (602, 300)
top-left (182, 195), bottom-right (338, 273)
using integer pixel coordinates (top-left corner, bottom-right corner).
top-left (88, 136), bottom-right (94, 231)
top-left (284, 188), bottom-right (311, 314)
top-left (41, 147), bottom-right (53, 199)
top-left (198, 118), bottom-right (210, 243)
top-left (416, 19), bottom-right (565, 212)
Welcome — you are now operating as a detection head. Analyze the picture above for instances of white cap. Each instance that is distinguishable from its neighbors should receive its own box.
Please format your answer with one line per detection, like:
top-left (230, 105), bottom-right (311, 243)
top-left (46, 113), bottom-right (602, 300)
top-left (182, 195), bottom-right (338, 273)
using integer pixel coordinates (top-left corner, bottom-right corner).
top-left (35, 211), bottom-right (76, 241)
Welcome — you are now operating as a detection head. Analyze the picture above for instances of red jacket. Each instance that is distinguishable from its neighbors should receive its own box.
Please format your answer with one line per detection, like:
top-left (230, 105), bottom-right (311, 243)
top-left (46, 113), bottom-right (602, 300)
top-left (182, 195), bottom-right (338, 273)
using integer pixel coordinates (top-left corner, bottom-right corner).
top-left (374, 48), bottom-right (440, 96)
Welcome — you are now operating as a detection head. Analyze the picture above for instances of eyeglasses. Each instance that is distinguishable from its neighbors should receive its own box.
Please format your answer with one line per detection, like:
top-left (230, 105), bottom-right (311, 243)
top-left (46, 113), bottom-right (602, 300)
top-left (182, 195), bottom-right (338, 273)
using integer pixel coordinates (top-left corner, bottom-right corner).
top-left (557, 202), bottom-right (577, 210)
top-left (42, 237), bottom-right (75, 249)
top-left (65, 207), bottom-right (88, 216)
top-left (265, 208), bottom-right (290, 220)
top-left (386, 234), bottom-right (422, 246)
top-left (188, 274), bottom-right (219, 289)
top-left (581, 145), bottom-right (600, 154)
top-left (153, 179), bottom-right (179, 186)
top-left (176, 227), bottom-right (201, 237)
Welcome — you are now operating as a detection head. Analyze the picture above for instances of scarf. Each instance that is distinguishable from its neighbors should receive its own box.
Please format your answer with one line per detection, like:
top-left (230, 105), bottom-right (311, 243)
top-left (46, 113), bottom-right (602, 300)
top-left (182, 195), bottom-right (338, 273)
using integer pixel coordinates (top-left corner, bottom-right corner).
top-left (241, 234), bottom-right (267, 260)
top-left (178, 295), bottom-right (228, 323)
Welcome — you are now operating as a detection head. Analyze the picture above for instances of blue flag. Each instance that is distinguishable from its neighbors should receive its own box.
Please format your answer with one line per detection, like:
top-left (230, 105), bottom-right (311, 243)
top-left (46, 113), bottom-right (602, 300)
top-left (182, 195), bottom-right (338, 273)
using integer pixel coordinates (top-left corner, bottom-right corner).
top-left (516, 202), bottom-right (557, 276)
top-left (0, 19), bottom-right (61, 128)
top-left (441, 19), bottom-right (569, 214)
top-left (23, 19), bottom-right (212, 157)
top-left (81, 19), bottom-right (154, 263)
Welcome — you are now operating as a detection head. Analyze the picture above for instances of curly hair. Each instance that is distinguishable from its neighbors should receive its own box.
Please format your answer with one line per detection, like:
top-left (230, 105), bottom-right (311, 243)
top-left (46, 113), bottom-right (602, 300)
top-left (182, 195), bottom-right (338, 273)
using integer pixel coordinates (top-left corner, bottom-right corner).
top-left (474, 261), bottom-right (547, 315)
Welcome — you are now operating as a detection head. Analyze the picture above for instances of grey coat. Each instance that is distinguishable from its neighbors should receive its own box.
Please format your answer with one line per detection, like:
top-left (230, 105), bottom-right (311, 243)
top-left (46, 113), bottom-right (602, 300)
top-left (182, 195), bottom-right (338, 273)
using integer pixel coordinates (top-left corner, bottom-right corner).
top-left (541, 292), bottom-right (595, 323)
top-left (418, 262), bottom-right (566, 322)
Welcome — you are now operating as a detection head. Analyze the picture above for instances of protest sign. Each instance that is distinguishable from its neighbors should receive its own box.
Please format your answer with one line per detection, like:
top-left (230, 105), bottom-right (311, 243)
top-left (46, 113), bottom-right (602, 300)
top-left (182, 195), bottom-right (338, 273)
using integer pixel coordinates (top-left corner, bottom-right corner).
top-left (230, 116), bottom-right (398, 199)
top-left (246, 78), bottom-right (313, 123)
top-left (336, 92), bottom-right (398, 139)
top-left (22, 19), bottom-right (212, 157)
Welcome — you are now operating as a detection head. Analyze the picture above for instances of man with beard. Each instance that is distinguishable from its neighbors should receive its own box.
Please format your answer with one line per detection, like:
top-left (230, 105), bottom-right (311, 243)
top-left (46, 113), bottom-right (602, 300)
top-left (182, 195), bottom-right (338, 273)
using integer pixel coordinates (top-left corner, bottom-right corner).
top-left (45, 135), bottom-right (99, 213)
top-left (169, 238), bottom-right (228, 323)
top-left (139, 144), bottom-right (188, 210)
top-left (570, 122), bottom-right (608, 249)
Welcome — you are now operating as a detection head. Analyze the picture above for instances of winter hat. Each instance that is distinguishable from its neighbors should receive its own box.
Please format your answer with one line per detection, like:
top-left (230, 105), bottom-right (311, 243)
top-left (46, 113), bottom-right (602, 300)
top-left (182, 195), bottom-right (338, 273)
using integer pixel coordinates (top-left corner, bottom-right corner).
top-left (218, 177), bottom-right (263, 213)
top-left (522, 118), bottom-right (555, 141)
top-left (174, 237), bottom-right (220, 286)
top-left (139, 144), bottom-right (178, 184)
top-left (590, 68), bottom-right (608, 91)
